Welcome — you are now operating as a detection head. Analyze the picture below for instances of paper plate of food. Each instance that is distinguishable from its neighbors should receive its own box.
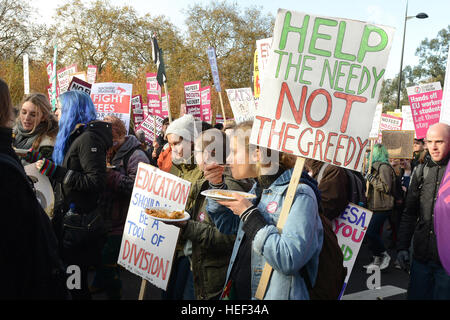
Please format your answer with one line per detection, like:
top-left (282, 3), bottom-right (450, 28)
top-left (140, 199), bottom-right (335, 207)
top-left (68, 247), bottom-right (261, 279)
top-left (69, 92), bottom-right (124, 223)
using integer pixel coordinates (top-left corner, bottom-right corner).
top-left (144, 207), bottom-right (190, 222)
top-left (14, 148), bottom-right (29, 157)
top-left (201, 189), bottom-right (257, 201)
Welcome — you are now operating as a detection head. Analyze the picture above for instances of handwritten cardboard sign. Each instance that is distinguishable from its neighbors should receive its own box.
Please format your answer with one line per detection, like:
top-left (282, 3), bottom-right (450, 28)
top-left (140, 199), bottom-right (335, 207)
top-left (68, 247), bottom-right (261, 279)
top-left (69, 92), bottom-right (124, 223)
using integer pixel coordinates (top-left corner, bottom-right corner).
top-left (118, 163), bottom-right (191, 290)
top-left (382, 130), bottom-right (414, 159)
top-left (256, 38), bottom-right (273, 90)
top-left (250, 9), bottom-right (395, 171)
top-left (332, 203), bottom-right (373, 298)
top-left (226, 87), bottom-right (256, 124)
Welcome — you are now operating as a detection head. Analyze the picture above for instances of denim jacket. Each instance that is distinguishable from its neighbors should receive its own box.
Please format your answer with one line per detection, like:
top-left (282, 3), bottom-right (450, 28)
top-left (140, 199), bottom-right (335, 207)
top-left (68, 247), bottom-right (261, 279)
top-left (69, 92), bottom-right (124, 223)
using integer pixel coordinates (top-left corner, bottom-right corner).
top-left (206, 168), bottom-right (323, 300)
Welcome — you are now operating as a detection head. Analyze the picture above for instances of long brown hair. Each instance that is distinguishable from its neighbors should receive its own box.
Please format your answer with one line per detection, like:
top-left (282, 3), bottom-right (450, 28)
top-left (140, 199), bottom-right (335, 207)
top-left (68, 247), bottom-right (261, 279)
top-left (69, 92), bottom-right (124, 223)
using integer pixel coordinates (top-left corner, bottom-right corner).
top-left (20, 93), bottom-right (59, 149)
top-left (0, 78), bottom-right (12, 128)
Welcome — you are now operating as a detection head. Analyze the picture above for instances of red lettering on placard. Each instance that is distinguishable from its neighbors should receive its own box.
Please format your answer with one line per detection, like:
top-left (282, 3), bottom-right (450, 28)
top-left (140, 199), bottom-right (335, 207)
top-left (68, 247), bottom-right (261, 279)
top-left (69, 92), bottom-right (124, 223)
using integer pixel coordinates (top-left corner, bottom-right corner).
top-left (281, 123), bottom-right (299, 154)
top-left (305, 89), bottom-right (332, 128)
top-left (324, 132), bottom-right (338, 163)
top-left (298, 127), bottom-right (313, 156)
top-left (269, 121), bottom-right (286, 150)
top-left (334, 92), bottom-right (367, 133)
top-left (275, 82), bottom-right (306, 124)
top-left (334, 134), bottom-right (348, 166)
top-left (255, 116), bottom-right (272, 145)
top-left (312, 129), bottom-right (325, 160)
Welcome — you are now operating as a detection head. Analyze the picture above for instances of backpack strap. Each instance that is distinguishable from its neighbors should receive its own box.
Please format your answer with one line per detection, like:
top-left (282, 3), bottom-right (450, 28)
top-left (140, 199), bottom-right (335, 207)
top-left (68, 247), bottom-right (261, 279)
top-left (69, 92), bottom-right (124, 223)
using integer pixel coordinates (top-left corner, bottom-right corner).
top-left (316, 163), bottom-right (329, 184)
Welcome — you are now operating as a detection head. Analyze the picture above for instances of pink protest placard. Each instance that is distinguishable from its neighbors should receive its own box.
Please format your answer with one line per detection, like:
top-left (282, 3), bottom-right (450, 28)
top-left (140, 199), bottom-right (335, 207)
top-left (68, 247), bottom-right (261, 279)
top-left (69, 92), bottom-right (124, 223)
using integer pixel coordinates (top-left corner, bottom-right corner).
top-left (407, 82), bottom-right (442, 139)
top-left (131, 95), bottom-right (145, 129)
top-left (161, 94), bottom-right (169, 119)
top-left (57, 64), bottom-right (79, 93)
top-left (136, 114), bottom-right (164, 144)
top-left (201, 86), bottom-right (212, 123)
top-left (184, 81), bottom-right (202, 120)
top-left (146, 73), bottom-right (162, 116)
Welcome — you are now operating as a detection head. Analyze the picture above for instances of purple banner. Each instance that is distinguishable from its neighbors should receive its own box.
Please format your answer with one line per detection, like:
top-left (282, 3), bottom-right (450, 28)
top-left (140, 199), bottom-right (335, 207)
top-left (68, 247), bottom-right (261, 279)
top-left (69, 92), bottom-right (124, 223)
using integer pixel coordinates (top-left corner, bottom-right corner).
top-left (434, 163), bottom-right (450, 275)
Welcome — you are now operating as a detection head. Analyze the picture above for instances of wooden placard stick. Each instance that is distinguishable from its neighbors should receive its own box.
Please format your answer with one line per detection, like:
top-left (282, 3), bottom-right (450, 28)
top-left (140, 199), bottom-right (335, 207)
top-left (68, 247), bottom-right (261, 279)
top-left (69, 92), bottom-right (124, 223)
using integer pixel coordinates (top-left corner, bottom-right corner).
top-left (218, 91), bottom-right (226, 122)
top-left (254, 156), bottom-right (306, 300)
top-left (365, 139), bottom-right (375, 198)
top-left (138, 279), bottom-right (147, 300)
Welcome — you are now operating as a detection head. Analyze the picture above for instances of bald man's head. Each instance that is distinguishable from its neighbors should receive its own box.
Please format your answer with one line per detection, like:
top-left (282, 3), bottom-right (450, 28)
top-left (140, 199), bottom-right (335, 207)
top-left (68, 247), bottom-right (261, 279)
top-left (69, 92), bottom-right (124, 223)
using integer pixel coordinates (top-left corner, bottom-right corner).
top-left (426, 123), bottom-right (450, 162)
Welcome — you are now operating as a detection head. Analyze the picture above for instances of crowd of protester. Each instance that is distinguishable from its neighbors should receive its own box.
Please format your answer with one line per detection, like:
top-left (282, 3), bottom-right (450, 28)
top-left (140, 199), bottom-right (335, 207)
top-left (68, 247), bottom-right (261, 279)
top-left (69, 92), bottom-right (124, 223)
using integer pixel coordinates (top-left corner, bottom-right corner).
top-left (0, 77), bottom-right (449, 300)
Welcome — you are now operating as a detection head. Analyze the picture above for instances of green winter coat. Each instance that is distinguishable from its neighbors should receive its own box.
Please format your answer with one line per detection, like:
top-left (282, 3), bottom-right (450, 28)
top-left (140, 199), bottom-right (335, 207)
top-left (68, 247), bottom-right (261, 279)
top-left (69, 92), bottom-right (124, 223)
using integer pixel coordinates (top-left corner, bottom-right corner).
top-left (367, 161), bottom-right (395, 212)
top-left (181, 173), bottom-right (253, 300)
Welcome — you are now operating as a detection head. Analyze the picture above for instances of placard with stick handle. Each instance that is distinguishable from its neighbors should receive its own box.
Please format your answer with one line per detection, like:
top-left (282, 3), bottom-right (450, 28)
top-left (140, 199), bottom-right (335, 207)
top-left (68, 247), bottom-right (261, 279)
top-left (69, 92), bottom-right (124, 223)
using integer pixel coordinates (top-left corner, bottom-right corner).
top-left (249, 9), bottom-right (394, 299)
top-left (365, 139), bottom-right (375, 198)
top-left (254, 156), bottom-right (305, 300)
top-left (206, 47), bottom-right (226, 123)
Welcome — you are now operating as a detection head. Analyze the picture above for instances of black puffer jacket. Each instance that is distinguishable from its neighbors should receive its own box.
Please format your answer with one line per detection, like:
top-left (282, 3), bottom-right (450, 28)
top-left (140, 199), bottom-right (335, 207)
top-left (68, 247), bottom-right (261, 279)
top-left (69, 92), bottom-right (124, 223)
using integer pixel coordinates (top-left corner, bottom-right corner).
top-left (398, 156), bottom-right (449, 264)
top-left (52, 121), bottom-right (113, 215)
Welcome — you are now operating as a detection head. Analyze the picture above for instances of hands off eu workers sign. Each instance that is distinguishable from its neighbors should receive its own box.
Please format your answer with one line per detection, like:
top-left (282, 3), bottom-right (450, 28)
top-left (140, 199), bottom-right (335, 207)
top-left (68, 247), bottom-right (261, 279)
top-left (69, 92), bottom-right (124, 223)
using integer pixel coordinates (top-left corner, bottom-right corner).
top-left (250, 9), bottom-right (395, 171)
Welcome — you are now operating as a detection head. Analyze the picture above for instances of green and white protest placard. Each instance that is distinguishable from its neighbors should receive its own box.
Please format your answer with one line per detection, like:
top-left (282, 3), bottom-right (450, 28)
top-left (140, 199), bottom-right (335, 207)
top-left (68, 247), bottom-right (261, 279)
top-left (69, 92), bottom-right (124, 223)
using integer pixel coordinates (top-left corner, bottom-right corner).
top-left (250, 9), bottom-right (395, 172)
top-left (118, 163), bottom-right (191, 291)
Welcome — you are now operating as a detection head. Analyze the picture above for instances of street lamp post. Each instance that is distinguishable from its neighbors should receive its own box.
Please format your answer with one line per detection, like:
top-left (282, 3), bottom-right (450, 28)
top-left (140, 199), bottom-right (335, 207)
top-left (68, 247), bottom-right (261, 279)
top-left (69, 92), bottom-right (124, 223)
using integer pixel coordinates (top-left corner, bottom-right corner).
top-left (397, 0), bottom-right (428, 109)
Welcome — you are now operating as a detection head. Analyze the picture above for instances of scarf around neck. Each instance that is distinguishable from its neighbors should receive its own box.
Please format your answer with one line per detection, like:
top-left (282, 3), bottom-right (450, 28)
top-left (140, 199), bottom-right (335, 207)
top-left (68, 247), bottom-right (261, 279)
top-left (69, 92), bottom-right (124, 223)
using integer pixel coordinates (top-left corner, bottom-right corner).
top-left (14, 121), bottom-right (47, 150)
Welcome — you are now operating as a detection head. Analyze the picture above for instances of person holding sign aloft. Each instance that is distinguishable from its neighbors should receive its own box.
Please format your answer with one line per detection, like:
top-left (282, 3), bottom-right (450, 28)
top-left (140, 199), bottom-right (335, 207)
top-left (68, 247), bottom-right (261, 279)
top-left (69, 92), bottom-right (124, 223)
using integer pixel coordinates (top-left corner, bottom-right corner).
top-left (206, 121), bottom-right (323, 300)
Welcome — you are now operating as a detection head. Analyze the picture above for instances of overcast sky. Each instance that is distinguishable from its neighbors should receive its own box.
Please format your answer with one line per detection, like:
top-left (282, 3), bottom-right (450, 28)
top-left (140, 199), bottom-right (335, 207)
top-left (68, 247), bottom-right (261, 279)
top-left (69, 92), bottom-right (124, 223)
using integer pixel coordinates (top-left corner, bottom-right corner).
top-left (31, 0), bottom-right (449, 79)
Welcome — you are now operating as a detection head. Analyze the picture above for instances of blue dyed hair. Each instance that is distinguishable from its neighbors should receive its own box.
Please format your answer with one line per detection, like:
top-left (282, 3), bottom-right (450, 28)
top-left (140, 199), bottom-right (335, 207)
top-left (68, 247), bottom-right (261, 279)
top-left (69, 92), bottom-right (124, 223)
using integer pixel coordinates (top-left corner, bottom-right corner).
top-left (368, 143), bottom-right (390, 164)
top-left (52, 91), bottom-right (97, 165)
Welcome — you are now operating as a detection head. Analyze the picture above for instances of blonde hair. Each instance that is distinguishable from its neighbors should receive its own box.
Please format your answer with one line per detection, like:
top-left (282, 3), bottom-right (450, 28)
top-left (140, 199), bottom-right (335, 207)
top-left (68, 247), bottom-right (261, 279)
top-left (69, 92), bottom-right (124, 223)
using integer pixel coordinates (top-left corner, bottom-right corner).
top-left (20, 93), bottom-right (58, 149)
top-left (231, 121), bottom-right (294, 177)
